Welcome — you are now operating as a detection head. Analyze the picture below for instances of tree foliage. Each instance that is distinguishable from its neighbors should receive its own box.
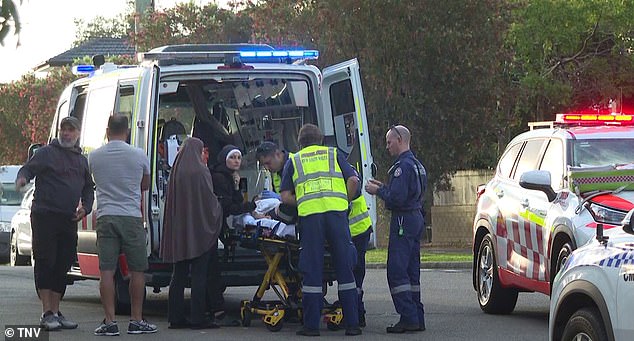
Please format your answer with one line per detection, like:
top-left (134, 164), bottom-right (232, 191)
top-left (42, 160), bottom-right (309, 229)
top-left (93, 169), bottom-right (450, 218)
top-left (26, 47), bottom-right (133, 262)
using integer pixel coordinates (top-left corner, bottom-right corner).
top-left (0, 68), bottom-right (77, 163)
top-left (129, 2), bottom-right (252, 52)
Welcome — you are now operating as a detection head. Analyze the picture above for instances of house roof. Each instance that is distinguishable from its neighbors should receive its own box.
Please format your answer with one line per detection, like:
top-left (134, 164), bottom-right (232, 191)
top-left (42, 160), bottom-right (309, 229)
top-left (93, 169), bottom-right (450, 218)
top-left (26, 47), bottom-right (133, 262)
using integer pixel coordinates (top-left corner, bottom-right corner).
top-left (34, 37), bottom-right (135, 71)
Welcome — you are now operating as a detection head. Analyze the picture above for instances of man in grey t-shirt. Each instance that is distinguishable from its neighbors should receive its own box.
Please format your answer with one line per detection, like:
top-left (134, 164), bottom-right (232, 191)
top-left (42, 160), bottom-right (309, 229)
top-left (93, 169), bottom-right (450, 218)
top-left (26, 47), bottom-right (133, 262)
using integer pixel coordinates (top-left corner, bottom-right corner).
top-left (88, 114), bottom-right (157, 335)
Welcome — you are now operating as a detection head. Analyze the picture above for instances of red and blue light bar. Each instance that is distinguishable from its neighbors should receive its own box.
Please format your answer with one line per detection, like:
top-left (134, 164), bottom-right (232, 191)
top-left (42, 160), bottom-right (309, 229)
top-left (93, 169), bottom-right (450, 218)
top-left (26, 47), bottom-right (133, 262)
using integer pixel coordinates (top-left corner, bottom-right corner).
top-left (556, 113), bottom-right (634, 126)
top-left (239, 50), bottom-right (319, 60)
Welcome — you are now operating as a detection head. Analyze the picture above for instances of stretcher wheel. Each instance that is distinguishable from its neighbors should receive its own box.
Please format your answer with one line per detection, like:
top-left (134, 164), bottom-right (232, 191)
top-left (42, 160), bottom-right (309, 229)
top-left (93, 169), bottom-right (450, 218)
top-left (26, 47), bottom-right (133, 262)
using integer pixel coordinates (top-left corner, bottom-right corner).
top-left (241, 303), bottom-right (252, 327)
top-left (265, 320), bottom-right (283, 332)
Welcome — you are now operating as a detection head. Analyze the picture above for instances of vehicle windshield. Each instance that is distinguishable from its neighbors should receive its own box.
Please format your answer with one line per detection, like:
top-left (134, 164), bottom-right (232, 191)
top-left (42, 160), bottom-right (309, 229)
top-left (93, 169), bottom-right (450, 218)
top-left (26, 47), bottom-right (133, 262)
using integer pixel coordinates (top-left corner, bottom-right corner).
top-left (0, 183), bottom-right (25, 206)
top-left (573, 139), bottom-right (634, 168)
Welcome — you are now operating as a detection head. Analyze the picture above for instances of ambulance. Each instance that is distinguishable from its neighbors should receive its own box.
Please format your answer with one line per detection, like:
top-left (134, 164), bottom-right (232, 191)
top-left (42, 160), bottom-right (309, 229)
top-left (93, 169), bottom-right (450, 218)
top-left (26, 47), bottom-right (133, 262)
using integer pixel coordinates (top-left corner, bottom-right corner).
top-left (472, 111), bottom-right (634, 314)
top-left (41, 44), bottom-right (376, 311)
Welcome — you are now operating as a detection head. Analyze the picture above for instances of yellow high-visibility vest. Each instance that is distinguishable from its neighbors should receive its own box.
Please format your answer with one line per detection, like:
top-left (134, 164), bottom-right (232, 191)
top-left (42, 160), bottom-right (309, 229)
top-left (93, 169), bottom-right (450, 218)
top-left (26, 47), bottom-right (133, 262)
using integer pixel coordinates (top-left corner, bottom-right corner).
top-left (272, 152), bottom-right (292, 194)
top-left (291, 146), bottom-right (348, 216)
top-left (348, 195), bottom-right (372, 236)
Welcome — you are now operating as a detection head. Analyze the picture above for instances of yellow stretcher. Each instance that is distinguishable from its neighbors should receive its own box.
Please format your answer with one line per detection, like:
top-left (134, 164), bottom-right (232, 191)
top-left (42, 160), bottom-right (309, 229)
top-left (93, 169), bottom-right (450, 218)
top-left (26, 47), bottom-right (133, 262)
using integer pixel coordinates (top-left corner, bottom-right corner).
top-left (238, 226), bottom-right (343, 332)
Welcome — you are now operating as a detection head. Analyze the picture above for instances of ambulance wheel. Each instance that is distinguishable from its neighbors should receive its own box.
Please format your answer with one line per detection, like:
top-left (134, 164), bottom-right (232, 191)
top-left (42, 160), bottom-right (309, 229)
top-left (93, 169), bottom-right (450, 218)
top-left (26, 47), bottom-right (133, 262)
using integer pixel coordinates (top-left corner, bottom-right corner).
top-left (554, 241), bottom-right (572, 279)
top-left (265, 320), bottom-right (283, 332)
top-left (562, 307), bottom-right (607, 341)
top-left (476, 234), bottom-right (518, 314)
top-left (241, 303), bottom-right (252, 327)
top-left (326, 321), bottom-right (341, 331)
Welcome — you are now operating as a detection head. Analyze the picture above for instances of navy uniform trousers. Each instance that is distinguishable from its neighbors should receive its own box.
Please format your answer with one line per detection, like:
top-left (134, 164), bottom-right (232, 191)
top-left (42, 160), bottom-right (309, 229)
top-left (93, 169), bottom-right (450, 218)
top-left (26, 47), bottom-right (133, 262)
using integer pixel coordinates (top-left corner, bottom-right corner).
top-left (387, 209), bottom-right (425, 328)
top-left (299, 210), bottom-right (359, 330)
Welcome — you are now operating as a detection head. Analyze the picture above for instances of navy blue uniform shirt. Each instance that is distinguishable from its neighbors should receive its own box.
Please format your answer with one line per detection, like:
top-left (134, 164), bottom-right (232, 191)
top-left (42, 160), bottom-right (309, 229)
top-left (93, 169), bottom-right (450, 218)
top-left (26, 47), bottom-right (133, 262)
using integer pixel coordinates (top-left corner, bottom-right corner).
top-left (280, 147), bottom-right (356, 193)
top-left (377, 150), bottom-right (427, 212)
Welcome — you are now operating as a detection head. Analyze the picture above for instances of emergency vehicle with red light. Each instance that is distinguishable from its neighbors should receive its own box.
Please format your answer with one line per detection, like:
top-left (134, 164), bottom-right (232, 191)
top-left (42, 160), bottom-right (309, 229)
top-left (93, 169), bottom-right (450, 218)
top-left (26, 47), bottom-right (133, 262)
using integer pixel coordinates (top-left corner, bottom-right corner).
top-left (550, 208), bottom-right (634, 341)
top-left (472, 111), bottom-right (634, 314)
top-left (36, 44), bottom-right (376, 312)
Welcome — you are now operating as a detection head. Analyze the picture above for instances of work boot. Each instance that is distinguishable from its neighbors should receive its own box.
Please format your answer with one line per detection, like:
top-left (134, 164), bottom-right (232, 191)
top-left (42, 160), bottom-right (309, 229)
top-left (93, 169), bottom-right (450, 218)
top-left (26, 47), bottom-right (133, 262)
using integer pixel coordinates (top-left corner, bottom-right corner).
top-left (345, 327), bottom-right (362, 336)
top-left (386, 321), bottom-right (421, 333)
top-left (296, 327), bottom-right (320, 336)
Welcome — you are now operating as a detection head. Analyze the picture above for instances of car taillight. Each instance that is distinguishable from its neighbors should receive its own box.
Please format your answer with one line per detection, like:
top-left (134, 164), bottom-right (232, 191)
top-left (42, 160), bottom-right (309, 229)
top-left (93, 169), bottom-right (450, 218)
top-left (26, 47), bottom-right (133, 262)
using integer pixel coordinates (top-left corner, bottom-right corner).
top-left (476, 184), bottom-right (486, 203)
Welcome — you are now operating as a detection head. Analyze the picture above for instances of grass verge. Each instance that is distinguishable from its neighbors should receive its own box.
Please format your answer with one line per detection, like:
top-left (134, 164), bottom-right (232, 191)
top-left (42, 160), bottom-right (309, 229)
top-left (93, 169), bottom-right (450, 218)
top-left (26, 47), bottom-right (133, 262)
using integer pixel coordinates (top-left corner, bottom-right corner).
top-left (366, 248), bottom-right (472, 263)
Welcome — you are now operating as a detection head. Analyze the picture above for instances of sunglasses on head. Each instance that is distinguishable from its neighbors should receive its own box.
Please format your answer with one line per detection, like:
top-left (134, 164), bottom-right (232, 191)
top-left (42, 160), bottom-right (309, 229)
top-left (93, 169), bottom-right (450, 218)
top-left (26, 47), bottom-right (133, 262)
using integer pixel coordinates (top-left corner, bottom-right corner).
top-left (389, 125), bottom-right (402, 139)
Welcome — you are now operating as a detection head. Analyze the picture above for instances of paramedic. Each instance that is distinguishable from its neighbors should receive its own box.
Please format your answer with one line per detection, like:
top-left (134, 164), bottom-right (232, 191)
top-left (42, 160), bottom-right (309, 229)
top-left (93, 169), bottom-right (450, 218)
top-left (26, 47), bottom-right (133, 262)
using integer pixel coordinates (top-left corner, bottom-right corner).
top-left (347, 182), bottom-right (372, 328)
top-left (364, 124), bottom-right (426, 334)
top-left (15, 116), bottom-right (94, 331)
top-left (280, 123), bottom-right (361, 336)
top-left (255, 141), bottom-right (291, 194)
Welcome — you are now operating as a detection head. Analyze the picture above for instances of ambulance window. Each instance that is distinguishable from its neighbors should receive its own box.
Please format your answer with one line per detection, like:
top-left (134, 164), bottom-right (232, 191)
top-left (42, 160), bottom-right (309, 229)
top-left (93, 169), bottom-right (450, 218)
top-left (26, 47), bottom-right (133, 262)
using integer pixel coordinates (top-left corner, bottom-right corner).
top-left (540, 139), bottom-right (564, 190)
top-left (116, 86), bottom-right (135, 142)
top-left (81, 86), bottom-right (116, 152)
top-left (71, 93), bottom-right (87, 124)
top-left (513, 139), bottom-right (546, 181)
top-left (329, 79), bottom-right (361, 167)
top-left (116, 86), bottom-right (135, 124)
top-left (497, 142), bottom-right (522, 179)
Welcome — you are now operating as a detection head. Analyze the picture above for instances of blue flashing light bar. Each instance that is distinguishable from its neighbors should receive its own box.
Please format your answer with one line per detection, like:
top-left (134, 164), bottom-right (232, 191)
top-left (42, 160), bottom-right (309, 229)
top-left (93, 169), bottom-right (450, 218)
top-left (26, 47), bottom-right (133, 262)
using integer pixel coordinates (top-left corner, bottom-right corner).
top-left (239, 49), bottom-right (319, 60)
top-left (72, 65), bottom-right (95, 75)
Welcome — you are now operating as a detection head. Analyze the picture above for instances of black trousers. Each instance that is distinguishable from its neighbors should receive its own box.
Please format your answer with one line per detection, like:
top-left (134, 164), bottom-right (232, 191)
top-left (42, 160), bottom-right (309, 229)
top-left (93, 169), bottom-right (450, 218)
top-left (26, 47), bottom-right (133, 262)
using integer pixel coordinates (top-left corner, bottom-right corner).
top-left (168, 249), bottom-right (211, 325)
top-left (31, 211), bottom-right (77, 294)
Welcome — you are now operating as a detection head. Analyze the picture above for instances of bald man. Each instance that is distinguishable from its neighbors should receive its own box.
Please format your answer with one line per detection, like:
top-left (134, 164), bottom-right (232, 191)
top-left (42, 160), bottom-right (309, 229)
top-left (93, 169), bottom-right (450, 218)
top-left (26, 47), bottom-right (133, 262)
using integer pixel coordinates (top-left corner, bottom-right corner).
top-left (365, 124), bottom-right (427, 334)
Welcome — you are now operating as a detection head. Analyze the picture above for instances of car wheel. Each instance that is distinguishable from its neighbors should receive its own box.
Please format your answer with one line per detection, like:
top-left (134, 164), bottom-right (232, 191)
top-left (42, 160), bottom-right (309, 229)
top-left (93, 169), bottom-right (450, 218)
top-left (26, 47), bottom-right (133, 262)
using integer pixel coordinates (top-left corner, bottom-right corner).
top-left (10, 232), bottom-right (30, 266)
top-left (562, 307), bottom-right (607, 341)
top-left (554, 242), bottom-right (572, 278)
top-left (476, 234), bottom-right (518, 314)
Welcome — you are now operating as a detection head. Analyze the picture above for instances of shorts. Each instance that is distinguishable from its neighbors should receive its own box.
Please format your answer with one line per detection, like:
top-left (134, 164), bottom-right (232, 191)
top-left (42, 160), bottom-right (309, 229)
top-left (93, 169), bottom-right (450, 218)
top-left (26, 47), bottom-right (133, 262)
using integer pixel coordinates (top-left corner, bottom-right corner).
top-left (96, 215), bottom-right (148, 272)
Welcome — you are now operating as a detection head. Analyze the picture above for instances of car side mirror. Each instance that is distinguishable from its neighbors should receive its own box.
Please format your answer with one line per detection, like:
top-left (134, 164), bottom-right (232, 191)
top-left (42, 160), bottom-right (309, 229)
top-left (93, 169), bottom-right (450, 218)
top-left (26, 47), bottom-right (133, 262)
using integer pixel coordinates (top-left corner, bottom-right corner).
top-left (622, 208), bottom-right (634, 235)
top-left (519, 170), bottom-right (557, 202)
top-left (27, 143), bottom-right (43, 161)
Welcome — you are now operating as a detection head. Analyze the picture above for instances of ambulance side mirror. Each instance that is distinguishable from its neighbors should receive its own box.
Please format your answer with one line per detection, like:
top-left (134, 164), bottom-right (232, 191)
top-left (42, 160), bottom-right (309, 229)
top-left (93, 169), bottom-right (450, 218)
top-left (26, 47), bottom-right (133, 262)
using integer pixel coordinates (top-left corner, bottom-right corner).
top-left (519, 170), bottom-right (556, 202)
top-left (622, 209), bottom-right (634, 235)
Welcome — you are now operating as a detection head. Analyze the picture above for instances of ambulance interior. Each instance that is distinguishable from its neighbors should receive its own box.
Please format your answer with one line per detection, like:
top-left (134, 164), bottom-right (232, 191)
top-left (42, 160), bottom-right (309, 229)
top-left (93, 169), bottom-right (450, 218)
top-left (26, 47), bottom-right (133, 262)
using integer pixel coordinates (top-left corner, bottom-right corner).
top-left (155, 75), bottom-right (318, 208)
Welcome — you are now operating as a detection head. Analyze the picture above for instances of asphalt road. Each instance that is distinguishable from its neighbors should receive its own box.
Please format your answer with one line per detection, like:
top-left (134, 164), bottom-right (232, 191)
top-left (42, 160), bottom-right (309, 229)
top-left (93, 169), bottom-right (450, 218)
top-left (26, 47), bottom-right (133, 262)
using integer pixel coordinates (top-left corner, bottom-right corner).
top-left (0, 266), bottom-right (550, 341)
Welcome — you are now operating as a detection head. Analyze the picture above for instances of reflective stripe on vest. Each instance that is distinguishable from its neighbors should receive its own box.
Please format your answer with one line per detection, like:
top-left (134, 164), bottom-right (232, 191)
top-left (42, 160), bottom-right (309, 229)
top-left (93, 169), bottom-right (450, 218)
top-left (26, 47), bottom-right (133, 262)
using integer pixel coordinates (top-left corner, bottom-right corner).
top-left (291, 146), bottom-right (348, 216)
top-left (348, 195), bottom-right (372, 237)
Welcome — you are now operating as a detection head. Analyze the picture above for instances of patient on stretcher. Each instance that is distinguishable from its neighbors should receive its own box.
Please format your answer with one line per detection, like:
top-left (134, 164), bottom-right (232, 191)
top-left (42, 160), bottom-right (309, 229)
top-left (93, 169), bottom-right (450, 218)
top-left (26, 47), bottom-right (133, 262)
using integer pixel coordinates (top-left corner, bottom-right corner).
top-left (234, 190), bottom-right (297, 239)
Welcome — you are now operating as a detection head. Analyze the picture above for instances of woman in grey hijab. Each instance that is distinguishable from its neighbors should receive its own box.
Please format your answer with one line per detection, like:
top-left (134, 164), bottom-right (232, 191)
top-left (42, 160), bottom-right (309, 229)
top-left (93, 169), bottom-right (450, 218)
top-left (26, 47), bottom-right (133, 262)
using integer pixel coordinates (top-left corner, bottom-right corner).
top-left (160, 137), bottom-right (223, 329)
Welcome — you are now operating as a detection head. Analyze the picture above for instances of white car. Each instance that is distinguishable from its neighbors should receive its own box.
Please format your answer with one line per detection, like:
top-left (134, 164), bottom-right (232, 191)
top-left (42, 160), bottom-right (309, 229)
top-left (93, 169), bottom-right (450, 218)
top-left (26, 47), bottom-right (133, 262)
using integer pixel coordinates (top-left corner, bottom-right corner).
top-left (549, 209), bottom-right (634, 341)
top-left (0, 165), bottom-right (27, 263)
top-left (472, 112), bottom-right (634, 314)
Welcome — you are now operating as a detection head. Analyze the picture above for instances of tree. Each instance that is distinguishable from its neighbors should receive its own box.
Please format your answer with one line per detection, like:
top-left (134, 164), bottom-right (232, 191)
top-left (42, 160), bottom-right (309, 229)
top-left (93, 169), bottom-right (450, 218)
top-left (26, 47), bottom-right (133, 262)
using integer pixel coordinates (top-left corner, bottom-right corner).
top-left (508, 0), bottom-right (634, 121)
top-left (248, 0), bottom-right (515, 190)
top-left (129, 2), bottom-right (252, 52)
top-left (0, 0), bottom-right (21, 46)
top-left (73, 14), bottom-right (132, 47)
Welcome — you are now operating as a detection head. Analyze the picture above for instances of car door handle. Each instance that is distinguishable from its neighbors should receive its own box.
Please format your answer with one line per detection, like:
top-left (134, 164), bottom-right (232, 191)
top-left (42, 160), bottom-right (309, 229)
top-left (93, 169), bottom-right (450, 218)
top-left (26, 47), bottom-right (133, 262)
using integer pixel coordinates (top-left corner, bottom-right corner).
top-left (521, 199), bottom-right (529, 208)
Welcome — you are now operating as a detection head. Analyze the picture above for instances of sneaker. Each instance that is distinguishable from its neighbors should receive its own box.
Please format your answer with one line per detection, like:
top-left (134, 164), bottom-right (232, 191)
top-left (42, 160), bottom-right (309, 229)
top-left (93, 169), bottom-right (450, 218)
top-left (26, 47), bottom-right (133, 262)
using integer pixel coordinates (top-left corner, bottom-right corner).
top-left (128, 319), bottom-right (158, 334)
top-left (94, 320), bottom-right (120, 336)
top-left (56, 311), bottom-right (78, 329)
top-left (40, 311), bottom-right (62, 331)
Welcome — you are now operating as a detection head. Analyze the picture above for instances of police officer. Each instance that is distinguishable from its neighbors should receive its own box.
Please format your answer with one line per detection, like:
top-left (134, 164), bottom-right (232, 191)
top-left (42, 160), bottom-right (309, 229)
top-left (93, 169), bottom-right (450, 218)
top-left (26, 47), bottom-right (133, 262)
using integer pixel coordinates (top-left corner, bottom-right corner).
top-left (280, 124), bottom-right (362, 336)
top-left (365, 124), bottom-right (426, 334)
top-left (255, 141), bottom-right (290, 194)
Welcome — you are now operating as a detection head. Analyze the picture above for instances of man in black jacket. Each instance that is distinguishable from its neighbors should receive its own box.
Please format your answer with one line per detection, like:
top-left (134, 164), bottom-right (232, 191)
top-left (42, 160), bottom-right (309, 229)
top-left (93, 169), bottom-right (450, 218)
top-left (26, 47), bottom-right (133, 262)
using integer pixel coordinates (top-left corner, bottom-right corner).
top-left (16, 116), bottom-right (94, 332)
